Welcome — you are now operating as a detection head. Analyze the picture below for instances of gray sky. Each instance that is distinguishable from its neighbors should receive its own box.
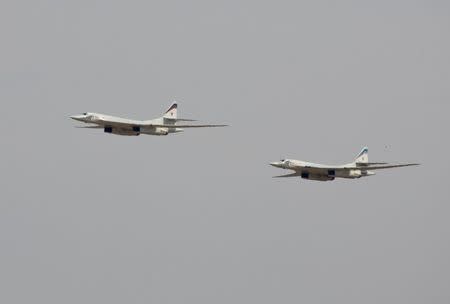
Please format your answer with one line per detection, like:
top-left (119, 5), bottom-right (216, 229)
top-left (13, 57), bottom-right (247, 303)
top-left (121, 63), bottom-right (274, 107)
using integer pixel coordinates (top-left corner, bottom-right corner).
top-left (1, 0), bottom-right (449, 303)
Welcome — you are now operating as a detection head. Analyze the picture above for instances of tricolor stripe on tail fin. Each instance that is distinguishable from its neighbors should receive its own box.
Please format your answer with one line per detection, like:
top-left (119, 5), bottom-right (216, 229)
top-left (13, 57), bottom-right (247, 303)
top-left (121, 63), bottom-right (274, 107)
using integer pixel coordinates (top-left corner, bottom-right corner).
top-left (163, 102), bottom-right (177, 120)
top-left (354, 147), bottom-right (369, 164)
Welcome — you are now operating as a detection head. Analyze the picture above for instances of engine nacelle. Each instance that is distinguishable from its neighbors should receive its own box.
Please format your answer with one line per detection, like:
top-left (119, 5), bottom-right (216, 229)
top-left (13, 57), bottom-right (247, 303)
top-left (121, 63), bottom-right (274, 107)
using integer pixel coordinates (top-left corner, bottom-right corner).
top-left (104, 127), bottom-right (139, 136)
top-left (152, 127), bottom-right (169, 136)
top-left (301, 172), bottom-right (334, 181)
top-left (327, 170), bottom-right (336, 178)
top-left (348, 169), bottom-right (362, 178)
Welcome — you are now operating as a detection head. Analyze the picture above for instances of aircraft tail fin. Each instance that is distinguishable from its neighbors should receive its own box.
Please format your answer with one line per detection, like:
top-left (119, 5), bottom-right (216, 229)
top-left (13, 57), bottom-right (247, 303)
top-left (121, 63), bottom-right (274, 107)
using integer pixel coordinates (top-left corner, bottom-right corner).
top-left (162, 102), bottom-right (178, 120)
top-left (354, 147), bottom-right (369, 164)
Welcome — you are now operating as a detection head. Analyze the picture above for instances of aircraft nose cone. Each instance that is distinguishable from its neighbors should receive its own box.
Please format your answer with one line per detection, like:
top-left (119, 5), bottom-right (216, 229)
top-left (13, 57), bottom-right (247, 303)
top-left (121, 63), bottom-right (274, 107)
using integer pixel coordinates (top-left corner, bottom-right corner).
top-left (270, 161), bottom-right (282, 168)
top-left (69, 115), bottom-right (84, 122)
top-left (70, 115), bottom-right (83, 121)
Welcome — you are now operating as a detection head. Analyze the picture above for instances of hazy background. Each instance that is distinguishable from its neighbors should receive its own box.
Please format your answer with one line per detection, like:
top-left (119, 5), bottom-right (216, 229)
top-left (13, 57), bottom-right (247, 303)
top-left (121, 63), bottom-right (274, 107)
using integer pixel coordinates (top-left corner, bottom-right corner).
top-left (1, 1), bottom-right (449, 303)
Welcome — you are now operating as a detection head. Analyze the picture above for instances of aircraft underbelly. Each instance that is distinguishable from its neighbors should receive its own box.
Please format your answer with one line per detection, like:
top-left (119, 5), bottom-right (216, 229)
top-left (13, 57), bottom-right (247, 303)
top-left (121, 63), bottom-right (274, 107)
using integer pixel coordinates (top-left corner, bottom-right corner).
top-left (336, 169), bottom-right (367, 179)
top-left (140, 127), bottom-right (184, 135)
top-left (300, 168), bottom-right (365, 179)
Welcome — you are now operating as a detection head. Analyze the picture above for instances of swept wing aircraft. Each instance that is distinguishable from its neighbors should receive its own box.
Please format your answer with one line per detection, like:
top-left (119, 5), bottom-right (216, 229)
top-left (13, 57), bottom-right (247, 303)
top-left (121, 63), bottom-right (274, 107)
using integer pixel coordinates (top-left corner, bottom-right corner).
top-left (270, 147), bottom-right (419, 181)
top-left (70, 102), bottom-right (227, 136)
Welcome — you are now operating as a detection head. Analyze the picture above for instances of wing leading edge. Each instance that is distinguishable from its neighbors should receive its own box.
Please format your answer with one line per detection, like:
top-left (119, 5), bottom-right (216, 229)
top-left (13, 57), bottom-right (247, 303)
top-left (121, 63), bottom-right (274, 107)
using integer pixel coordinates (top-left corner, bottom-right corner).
top-left (78, 120), bottom-right (228, 129)
top-left (147, 123), bottom-right (228, 128)
top-left (310, 163), bottom-right (420, 172)
top-left (347, 163), bottom-right (420, 170)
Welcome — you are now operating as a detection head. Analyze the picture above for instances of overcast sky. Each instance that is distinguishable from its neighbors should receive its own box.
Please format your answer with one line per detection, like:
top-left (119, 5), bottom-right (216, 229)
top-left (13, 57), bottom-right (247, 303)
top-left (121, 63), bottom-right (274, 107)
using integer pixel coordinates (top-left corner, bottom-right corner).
top-left (1, 1), bottom-right (449, 303)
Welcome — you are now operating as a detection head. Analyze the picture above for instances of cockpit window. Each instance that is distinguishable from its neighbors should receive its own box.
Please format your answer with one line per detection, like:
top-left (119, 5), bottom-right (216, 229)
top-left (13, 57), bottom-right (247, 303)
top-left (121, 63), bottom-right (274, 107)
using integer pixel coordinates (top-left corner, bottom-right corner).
top-left (82, 113), bottom-right (87, 115)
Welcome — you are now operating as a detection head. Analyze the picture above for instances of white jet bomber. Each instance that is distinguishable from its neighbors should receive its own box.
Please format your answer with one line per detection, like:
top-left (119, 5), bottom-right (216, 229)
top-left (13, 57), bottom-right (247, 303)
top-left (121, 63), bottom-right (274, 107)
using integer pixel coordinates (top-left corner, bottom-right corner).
top-left (70, 102), bottom-right (227, 136)
top-left (270, 147), bottom-right (419, 181)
